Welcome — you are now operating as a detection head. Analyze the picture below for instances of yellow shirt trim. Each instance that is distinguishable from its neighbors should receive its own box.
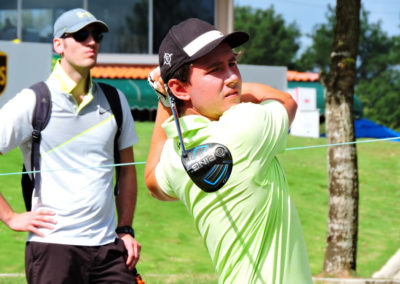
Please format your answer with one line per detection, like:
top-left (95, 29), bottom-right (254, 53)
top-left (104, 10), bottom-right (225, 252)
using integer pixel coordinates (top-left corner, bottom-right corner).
top-left (52, 60), bottom-right (94, 113)
top-left (43, 115), bottom-right (114, 156)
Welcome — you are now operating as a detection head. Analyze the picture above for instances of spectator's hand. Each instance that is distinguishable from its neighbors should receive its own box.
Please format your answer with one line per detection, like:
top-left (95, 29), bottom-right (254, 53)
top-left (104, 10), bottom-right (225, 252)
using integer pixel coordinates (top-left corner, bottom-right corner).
top-left (119, 234), bottom-right (141, 270)
top-left (7, 209), bottom-right (56, 237)
top-left (148, 66), bottom-right (170, 107)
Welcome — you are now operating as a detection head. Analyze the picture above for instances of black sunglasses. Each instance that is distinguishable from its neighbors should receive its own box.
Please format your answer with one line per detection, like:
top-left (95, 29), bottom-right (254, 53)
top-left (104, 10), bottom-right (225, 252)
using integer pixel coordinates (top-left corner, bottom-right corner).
top-left (61, 29), bottom-right (103, 43)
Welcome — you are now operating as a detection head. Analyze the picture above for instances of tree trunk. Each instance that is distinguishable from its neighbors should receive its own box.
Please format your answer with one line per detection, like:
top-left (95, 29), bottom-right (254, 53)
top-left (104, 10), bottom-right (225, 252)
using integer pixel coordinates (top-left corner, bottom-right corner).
top-left (320, 0), bottom-right (361, 277)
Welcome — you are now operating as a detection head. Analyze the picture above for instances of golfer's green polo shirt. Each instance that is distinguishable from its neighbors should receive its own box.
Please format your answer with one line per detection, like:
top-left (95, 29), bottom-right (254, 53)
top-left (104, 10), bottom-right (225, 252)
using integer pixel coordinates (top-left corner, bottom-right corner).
top-left (156, 100), bottom-right (312, 284)
top-left (0, 60), bottom-right (138, 246)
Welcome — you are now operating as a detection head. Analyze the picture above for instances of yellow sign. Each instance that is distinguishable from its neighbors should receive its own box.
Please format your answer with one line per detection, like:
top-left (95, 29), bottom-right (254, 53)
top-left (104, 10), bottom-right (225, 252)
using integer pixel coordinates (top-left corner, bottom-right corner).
top-left (0, 51), bottom-right (7, 96)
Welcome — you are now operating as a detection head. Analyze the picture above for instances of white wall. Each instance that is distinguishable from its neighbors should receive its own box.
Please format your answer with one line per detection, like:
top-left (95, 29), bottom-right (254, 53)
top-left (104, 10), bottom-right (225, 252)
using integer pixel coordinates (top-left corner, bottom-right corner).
top-left (0, 41), bottom-right (52, 108)
top-left (238, 64), bottom-right (287, 91)
top-left (287, 87), bottom-right (320, 138)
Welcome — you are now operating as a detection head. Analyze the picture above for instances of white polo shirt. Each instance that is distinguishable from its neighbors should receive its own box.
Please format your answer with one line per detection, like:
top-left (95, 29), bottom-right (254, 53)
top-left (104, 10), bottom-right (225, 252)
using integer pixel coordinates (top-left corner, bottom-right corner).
top-left (0, 61), bottom-right (138, 246)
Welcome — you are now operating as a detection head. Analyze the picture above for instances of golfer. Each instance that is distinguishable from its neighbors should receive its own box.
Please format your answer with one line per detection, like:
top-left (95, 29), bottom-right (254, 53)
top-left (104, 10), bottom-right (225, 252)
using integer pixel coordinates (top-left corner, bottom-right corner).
top-left (145, 18), bottom-right (313, 283)
top-left (0, 8), bottom-right (141, 283)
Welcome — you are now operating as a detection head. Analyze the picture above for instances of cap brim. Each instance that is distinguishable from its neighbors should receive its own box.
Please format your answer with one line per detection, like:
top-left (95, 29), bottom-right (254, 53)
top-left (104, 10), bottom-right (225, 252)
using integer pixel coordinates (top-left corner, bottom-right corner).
top-left (187, 31), bottom-right (249, 64)
top-left (67, 20), bottom-right (109, 34)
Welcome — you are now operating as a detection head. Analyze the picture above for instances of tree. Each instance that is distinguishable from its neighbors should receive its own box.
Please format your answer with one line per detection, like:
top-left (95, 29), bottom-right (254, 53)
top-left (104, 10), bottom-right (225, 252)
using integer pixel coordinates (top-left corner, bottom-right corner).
top-left (234, 6), bottom-right (301, 69)
top-left (320, 0), bottom-right (361, 277)
top-left (297, 5), bottom-right (399, 129)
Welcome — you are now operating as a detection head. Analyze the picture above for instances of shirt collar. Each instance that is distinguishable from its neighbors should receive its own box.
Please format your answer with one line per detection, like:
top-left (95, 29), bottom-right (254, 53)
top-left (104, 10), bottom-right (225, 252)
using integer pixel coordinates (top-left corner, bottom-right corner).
top-left (50, 59), bottom-right (94, 112)
top-left (51, 59), bottom-right (94, 93)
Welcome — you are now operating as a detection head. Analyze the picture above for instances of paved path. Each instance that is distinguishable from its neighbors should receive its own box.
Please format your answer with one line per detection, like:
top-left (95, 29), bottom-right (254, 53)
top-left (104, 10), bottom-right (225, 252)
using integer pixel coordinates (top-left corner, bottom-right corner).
top-left (0, 273), bottom-right (24, 277)
top-left (313, 277), bottom-right (400, 284)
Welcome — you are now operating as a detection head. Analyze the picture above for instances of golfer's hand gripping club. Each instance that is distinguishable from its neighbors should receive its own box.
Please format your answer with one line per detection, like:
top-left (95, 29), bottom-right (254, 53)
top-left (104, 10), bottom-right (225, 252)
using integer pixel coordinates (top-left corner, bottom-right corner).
top-left (147, 67), bottom-right (170, 107)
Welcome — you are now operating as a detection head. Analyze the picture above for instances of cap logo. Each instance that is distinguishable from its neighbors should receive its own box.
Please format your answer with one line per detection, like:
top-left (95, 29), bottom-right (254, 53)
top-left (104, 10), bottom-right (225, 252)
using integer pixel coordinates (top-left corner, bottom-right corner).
top-left (76, 11), bottom-right (93, 18)
top-left (183, 30), bottom-right (224, 57)
top-left (164, 53), bottom-right (172, 66)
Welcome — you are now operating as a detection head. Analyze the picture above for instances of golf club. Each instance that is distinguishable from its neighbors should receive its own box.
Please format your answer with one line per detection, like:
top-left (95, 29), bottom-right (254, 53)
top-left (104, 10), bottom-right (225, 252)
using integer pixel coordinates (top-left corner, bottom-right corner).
top-left (166, 87), bottom-right (233, 192)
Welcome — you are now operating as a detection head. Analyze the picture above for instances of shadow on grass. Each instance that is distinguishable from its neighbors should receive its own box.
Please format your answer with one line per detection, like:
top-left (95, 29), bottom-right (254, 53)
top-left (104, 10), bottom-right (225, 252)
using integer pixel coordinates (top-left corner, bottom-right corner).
top-left (143, 273), bottom-right (218, 284)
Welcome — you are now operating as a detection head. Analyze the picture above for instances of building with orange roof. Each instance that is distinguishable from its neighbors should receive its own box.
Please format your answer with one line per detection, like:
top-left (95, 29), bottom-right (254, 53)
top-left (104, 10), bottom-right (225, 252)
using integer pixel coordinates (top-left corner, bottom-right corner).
top-left (287, 70), bottom-right (363, 121)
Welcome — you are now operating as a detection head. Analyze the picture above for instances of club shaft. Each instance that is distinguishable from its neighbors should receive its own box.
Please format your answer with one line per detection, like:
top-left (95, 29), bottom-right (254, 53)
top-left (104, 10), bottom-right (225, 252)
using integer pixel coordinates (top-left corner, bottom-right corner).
top-left (168, 94), bottom-right (187, 154)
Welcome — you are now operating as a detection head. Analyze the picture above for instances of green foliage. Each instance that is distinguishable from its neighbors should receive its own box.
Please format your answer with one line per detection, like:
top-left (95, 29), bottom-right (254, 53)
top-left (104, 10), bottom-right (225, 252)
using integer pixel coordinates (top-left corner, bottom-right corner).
top-left (357, 10), bottom-right (398, 82)
top-left (295, 5), bottom-right (336, 72)
top-left (1, 123), bottom-right (400, 282)
top-left (356, 70), bottom-right (400, 129)
top-left (355, 11), bottom-right (400, 128)
top-left (234, 5), bottom-right (301, 69)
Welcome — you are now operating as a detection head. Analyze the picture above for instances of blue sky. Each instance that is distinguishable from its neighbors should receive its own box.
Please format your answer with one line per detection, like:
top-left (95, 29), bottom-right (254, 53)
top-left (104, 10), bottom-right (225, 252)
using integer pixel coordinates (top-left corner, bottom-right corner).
top-left (234, 0), bottom-right (400, 51)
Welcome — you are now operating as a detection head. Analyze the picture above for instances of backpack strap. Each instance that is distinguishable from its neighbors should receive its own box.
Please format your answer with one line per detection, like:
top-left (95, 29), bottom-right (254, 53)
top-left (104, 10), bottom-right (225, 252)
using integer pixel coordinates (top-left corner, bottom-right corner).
top-left (98, 82), bottom-right (123, 196)
top-left (22, 81), bottom-right (52, 211)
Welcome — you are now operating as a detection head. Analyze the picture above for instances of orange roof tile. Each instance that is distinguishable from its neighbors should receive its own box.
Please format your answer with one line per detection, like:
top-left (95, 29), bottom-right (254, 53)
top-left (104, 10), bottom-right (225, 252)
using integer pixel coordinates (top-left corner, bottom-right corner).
top-left (287, 70), bottom-right (319, 82)
top-left (91, 64), bottom-right (157, 79)
top-left (91, 64), bottom-right (319, 82)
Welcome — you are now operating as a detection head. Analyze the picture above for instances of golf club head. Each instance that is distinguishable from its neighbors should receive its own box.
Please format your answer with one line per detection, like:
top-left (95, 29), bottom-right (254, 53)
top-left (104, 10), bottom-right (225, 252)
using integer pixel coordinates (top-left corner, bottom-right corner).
top-left (181, 143), bottom-right (233, 193)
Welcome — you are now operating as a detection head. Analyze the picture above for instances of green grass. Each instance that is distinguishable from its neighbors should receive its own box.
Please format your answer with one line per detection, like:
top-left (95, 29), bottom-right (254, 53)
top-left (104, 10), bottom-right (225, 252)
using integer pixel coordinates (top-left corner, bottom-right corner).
top-left (0, 121), bottom-right (399, 283)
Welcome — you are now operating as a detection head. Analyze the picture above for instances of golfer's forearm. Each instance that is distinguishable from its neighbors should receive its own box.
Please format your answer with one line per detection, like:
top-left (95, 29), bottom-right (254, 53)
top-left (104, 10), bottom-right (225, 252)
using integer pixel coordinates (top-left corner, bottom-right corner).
top-left (144, 102), bottom-right (178, 201)
top-left (241, 82), bottom-right (297, 124)
top-left (144, 102), bottom-right (170, 185)
top-left (241, 82), bottom-right (290, 102)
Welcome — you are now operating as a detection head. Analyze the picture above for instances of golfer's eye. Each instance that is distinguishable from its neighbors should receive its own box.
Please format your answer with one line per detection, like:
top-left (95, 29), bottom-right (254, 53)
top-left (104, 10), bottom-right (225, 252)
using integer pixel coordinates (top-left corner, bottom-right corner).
top-left (229, 60), bottom-right (238, 67)
top-left (207, 66), bottom-right (221, 74)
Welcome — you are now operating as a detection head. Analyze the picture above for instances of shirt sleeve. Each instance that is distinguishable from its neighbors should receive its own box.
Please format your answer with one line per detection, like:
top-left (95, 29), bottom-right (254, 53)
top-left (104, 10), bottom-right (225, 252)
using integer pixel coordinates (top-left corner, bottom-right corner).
top-left (0, 89), bottom-right (36, 154)
top-left (116, 89), bottom-right (138, 150)
top-left (217, 100), bottom-right (289, 167)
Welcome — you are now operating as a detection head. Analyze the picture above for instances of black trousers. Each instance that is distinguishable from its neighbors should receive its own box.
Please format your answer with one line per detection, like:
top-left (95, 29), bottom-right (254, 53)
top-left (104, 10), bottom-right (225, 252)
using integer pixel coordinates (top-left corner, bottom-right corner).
top-left (25, 238), bottom-right (138, 284)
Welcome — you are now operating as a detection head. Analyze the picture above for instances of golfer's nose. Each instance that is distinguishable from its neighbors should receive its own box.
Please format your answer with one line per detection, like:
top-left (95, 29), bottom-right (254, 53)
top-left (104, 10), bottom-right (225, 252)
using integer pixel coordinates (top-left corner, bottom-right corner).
top-left (225, 68), bottom-right (240, 87)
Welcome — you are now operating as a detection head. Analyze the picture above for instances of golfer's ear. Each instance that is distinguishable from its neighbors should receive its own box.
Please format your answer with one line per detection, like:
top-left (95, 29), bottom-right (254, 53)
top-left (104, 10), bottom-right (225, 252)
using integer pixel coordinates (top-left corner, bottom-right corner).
top-left (168, 79), bottom-right (190, 101)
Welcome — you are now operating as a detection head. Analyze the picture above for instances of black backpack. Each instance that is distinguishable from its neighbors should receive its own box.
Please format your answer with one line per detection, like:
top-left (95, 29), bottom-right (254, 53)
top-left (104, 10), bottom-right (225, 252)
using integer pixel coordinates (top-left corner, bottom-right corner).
top-left (21, 81), bottom-right (123, 211)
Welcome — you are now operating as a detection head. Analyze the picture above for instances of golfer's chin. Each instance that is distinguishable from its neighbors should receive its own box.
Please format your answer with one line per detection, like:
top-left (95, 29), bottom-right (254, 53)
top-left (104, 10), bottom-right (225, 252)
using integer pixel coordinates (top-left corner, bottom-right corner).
top-left (224, 96), bottom-right (240, 109)
top-left (212, 103), bottom-right (239, 120)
